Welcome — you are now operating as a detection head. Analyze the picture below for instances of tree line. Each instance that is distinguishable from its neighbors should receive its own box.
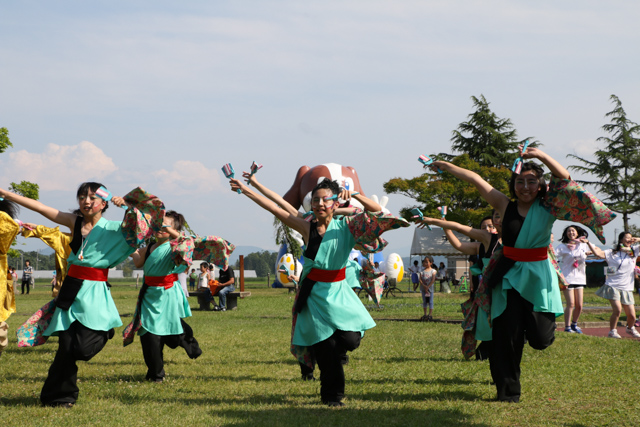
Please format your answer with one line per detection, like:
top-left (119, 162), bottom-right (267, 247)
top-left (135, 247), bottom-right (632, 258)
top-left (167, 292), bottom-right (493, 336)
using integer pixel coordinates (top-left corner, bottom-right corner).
top-left (4, 94), bottom-right (640, 262)
top-left (384, 94), bottom-right (640, 234)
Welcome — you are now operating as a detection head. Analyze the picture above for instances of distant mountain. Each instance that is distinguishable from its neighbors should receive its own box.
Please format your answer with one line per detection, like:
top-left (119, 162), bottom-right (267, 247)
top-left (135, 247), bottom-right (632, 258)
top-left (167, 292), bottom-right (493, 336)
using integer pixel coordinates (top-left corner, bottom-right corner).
top-left (229, 246), bottom-right (276, 265)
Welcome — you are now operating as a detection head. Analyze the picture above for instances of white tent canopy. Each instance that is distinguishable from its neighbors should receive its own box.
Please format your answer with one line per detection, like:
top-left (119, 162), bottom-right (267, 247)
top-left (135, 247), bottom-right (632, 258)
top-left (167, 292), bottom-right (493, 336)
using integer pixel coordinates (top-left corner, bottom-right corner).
top-left (410, 227), bottom-right (471, 256)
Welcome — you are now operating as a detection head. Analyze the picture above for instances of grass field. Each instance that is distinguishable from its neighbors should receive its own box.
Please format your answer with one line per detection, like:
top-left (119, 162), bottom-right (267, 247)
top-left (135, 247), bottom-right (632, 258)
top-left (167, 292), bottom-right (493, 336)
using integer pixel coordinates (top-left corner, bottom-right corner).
top-left (1, 282), bottom-right (639, 426)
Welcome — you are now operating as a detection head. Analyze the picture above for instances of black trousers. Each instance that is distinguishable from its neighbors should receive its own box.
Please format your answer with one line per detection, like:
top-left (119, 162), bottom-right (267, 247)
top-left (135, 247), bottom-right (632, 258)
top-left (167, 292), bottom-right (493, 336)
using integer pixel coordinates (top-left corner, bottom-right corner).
top-left (22, 279), bottom-right (30, 294)
top-left (40, 321), bottom-right (110, 405)
top-left (312, 330), bottom-right (361, 403)
top-left (140, 320), bottom-right (202, 381)
top-left (489, 289), bottom-right (556, 402)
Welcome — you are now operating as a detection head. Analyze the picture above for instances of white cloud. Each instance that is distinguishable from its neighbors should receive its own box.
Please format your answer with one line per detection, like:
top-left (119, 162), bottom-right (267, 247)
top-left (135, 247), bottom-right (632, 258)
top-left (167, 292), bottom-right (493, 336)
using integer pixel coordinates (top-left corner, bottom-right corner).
top-left (151, 160), bottom-right (223, 194)
top-left (567, 139), bottom-right (600, 160)
top-left (0, 141), bottom-right (117, 191)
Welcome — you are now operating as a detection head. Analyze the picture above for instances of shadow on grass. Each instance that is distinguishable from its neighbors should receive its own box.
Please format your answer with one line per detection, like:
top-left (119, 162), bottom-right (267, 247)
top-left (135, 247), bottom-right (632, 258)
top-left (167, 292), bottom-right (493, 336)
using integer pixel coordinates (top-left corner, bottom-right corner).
top-left (347, 377), bottom-right (488, 387)
top-left (205, 407), bottom-right (490, 427)
top-left (0, 396), bottom-right (41, 407)
top-left (355, 390), bottom-right (486, 403)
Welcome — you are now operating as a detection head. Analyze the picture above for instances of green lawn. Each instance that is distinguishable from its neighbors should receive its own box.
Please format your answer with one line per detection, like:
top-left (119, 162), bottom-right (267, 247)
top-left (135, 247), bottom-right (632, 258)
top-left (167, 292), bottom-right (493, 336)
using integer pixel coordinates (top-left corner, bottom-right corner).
top-left (1, 283), bottom-right (639, 426)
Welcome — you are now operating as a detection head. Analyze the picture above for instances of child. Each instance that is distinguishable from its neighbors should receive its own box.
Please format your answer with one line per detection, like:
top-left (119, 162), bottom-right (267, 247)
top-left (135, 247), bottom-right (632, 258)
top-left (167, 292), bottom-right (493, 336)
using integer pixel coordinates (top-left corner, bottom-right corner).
top-left (418, 256), bottom-right (437, 321)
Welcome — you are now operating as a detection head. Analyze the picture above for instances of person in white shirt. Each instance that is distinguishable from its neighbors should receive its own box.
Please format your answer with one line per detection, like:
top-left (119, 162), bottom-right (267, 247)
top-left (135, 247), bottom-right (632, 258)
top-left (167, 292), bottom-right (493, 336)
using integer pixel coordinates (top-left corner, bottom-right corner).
top-left (408, 260), bottom-right (422, 292)
top-left (555, 225), bottom-right (590, 334)
top-left (589, 231), bottom-right (640, 339)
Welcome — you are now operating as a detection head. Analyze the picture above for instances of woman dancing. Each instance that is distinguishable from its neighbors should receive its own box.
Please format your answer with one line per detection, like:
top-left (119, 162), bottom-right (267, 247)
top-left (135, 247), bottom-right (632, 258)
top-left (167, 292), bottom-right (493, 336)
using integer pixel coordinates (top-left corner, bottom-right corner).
top-left (123, 210), bottom-right (234, 381)
top-left (0, 198), bottom-right (20, 356)
top-left (0, 183), bottom-right (163, 407)
top-left (429, 146), bottom-right (614, 402)
top-left (419, 213), bottom-right (501, 360)
top-left (229, 176), bottom-right (407, 407)
top-left (555, 225), bottom-right (592, 334)
top-left (588, 231), bottom-right (640, 338)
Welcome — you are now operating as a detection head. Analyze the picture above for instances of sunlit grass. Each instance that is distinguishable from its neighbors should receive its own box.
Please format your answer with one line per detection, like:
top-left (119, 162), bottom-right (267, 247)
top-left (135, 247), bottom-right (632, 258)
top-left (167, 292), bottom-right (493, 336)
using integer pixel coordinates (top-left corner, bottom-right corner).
top-left (2, 283), bottom-right (639, 426)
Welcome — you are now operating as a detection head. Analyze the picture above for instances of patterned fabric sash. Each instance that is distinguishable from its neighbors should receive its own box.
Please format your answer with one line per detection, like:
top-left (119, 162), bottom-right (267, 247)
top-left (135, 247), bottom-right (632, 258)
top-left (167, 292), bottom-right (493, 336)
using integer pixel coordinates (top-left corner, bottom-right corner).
top-left (145, 274), bottom-right (178, 290)
top-left (502, 246), bottom-right (548, 262)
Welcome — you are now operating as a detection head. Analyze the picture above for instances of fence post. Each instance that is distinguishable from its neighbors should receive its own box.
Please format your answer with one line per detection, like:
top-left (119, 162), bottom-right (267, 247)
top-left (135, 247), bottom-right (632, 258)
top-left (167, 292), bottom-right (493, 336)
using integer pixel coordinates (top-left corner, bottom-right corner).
top-left (239, 255), bottom-right (245, 296)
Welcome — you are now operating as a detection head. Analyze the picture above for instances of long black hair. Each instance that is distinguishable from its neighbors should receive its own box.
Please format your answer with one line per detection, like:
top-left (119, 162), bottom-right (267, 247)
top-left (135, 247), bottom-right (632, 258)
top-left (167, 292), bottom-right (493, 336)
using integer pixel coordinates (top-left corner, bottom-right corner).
top-left (0, 199), bottom-right (19, 218)
top-left (615, 231), bottom-right (632, 253)
top-left (560, 225), bottom-right (588, 244)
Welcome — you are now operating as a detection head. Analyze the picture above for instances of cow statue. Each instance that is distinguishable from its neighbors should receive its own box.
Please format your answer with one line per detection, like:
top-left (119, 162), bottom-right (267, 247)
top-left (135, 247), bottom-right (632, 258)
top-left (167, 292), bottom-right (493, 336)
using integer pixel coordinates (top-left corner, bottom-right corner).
top-left (283, 163), bottom-right (388, 213)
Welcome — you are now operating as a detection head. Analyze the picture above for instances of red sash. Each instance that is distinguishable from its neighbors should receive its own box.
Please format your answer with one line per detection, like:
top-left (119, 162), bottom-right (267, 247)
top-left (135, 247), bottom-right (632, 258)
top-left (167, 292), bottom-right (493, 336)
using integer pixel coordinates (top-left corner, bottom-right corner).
top-left (503, 246), bottom-right (548, 262)
top-left (306, 267), bottom-right (346, 282)
top-left (145, 274), bottom-right (178, 290)
top-left (67, 264), bottom-right (109, 281)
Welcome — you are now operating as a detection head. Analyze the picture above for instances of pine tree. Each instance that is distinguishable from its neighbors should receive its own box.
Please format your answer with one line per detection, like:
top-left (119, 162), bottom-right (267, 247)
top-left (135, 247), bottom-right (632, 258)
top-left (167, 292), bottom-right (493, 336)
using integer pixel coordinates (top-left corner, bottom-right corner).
top-left (451, 95), bottom-right (534, 168)
top-left (568, 95), bottom-right (640, 231)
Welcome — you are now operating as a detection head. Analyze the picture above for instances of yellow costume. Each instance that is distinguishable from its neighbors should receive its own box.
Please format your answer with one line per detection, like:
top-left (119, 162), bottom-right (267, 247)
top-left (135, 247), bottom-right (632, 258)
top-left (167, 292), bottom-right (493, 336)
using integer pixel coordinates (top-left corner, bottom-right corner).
top-left (0, 211), bottom-right (20, 353)
top-left (21, 225), bottom-right (71, 298)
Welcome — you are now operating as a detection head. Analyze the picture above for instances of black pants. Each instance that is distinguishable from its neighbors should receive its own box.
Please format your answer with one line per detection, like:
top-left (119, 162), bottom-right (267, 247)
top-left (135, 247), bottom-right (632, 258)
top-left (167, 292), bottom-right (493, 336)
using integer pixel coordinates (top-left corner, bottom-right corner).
top-left (140, 320), bottom-right (202, 381)
top-left (489, 289), bottom-right (556, 402)
top-left (22, 279), bottom-right (30, 294)
top-left (312, 330), bottom-right (361, 403)
top-left (40, 321), bottom-right (110, 405)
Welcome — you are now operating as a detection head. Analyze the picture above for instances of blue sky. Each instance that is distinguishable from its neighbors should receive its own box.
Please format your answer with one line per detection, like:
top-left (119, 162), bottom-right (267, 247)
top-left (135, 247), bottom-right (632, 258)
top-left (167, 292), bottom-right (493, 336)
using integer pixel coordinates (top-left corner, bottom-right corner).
top-left (2, 1), bottom-right (639, 259)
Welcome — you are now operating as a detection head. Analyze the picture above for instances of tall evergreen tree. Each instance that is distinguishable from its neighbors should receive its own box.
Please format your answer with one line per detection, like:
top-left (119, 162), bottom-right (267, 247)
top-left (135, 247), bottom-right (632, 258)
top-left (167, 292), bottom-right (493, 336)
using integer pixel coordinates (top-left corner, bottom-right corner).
top-left (451, 94), bottom-right (534, 168)
top-left (568, 94), bottom-right (640, 231)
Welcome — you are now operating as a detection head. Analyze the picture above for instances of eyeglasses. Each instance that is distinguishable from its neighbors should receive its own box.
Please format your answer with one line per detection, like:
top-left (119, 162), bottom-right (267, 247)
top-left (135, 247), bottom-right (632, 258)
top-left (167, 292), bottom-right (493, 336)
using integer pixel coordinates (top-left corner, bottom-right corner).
top-left (514, 178), bottom-right (539, 189)
top-left (311, 196), bottom-right (337, 206)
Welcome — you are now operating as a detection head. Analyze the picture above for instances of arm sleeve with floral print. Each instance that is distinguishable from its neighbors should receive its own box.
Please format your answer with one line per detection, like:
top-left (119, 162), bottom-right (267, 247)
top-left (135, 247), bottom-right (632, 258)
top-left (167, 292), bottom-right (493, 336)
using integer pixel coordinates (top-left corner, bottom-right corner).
top-left (345, 211), bottom-right (410, 254)
top-left (121, 187), bottom-right (166, 247)
top-left (543, 176), bottom-right (616, 244)
top-left (170, 233), bottom-right (235, 270)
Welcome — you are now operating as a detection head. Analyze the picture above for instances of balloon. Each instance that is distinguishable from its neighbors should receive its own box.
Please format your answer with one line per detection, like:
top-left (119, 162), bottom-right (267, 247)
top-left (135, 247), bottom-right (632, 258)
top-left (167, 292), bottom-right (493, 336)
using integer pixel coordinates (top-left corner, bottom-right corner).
top-left (385, 253), bottom-right (404, 282)
top-left (276, 252), bottom-right (302, 285)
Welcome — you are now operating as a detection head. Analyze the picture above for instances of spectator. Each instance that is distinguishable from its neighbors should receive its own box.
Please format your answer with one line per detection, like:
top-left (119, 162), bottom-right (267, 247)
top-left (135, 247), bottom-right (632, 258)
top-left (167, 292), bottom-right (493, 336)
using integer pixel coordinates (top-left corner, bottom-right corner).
top-left (22, 260), bottom-right (33, 295)
top-left (189, 268), bottom-right (198, 291)
top-left (216, 267), bottom-right (236, 311)
top-left (198, 263), bottom-right (210, 292)
top-left (437, 262), bottom-right (450, 293)
top-left (409, 259), bottom-right (422, 292)
top-left (419, 257), bottom-right (437, 321)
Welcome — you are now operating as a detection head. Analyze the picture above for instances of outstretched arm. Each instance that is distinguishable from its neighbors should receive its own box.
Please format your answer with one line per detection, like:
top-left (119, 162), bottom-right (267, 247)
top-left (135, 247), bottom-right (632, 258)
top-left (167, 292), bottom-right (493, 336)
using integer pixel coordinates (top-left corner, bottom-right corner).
top-left (230, 178), bottom-right (311, 242)
top-left (339, 190), bottom-right (382, 212)
top-left (0, 187), bottom-right (77, 229)
top-left (521, 146), bottom-right (570, 179)
top-left (420, 217), bottom-right (492, 249)
top-left (241, 172), bottom-right (302, 217)
top-left (443, 228), bottom-right (481, 256)
top-left (430, 161), bottom-right (510, 216)
top-left (581, 237), bottom-right (605, 259)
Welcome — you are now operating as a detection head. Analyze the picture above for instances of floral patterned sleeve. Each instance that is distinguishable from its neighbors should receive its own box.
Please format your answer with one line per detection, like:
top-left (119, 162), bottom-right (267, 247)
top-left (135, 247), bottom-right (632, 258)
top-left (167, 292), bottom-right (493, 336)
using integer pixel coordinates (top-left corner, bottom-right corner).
top-left (121, 187), bottom-right (165, 248)
top-left (345, 211), bottom-right (410, 253)
top-left (543, 175), bottom-right (616, 244)
top-left (170, 233), bottom-right (235, 270)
